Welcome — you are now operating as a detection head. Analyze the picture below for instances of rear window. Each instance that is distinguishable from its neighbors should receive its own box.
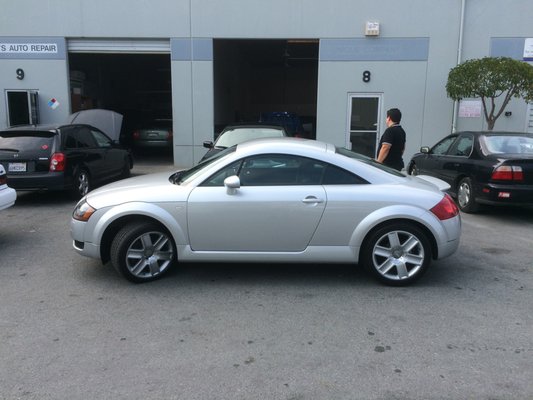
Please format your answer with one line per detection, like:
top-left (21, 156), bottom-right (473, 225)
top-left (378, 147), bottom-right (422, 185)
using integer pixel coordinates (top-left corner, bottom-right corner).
top-left (0, 131), bottom-right (56, 152)
top-left (480, 134), bottom-right (533, 155)
top-left (336, 147), bottom-right (406, 177)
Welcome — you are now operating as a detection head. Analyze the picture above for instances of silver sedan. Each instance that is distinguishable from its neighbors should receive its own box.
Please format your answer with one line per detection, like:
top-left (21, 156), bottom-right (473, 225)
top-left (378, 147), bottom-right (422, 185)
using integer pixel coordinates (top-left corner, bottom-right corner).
top-left (70, 138), bottom-right (461, 286)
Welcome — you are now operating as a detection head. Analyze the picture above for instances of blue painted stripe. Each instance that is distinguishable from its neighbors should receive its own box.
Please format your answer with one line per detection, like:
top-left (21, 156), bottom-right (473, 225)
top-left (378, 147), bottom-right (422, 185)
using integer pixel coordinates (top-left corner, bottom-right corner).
top-left (0, 37), bottom-right (66, 59)
top-left (171, 38), bottom-right (212, 61)
top-left (320, 38), bottom-right (429, 61)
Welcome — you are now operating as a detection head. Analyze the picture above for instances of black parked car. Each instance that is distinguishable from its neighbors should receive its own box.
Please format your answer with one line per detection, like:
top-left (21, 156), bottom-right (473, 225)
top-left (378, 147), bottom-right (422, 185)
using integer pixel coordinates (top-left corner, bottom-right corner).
top-left (0, 123), bottom-right (133, 198)
top-left (407, 131), bottom-right (533, 213)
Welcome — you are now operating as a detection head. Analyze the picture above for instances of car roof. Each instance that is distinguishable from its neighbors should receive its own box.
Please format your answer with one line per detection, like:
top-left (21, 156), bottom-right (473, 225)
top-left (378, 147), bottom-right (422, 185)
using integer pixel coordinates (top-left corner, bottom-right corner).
top-left (457, 131), bottom-right (532, 136)
top-left (1, 123), bottom-right (100, 133)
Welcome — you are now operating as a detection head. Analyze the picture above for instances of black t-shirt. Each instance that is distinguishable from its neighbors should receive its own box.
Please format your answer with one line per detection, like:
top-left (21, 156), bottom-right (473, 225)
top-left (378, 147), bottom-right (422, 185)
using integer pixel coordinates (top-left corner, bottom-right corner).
top-left (378, 124), bottom-right (406, 170)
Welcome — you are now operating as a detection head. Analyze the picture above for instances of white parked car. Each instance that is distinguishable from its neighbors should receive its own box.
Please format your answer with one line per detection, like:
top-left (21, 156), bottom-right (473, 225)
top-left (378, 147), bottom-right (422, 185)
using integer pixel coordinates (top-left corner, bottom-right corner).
top-left (71, 137), bottom-right (461, 286)
top-left (0, 164), bottom-right (16, 210)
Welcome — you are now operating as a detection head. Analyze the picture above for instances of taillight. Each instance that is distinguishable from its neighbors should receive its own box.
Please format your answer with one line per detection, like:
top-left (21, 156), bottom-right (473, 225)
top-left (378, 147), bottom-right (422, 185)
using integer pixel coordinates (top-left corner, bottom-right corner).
top-left (133, 131), bottom-right (140, 140)
top-left (167, 130), bottom-right (173, 140)
top-left (430, 194), bottom-right (459, 220)
top-left (0, 174), bottom-right (6, 185)
top-left (50, 152), bottom-right (66, 172)
top-left (491, 165), bottom-right (523, 181)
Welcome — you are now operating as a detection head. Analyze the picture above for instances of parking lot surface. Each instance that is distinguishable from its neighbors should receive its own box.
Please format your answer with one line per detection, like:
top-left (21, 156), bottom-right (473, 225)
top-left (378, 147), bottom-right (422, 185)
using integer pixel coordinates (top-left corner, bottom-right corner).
top-left (1, 160), bottom-right (532, 400)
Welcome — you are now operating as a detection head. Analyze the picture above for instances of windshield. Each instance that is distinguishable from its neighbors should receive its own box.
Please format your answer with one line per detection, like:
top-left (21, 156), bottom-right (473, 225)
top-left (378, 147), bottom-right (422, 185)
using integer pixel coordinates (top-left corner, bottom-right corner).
top-left (170, 146), bottom-right (237, 184)
top-left (336, 147), bottom-right (406, 176)
top-left (214, 127), bottom-right (284, 148)
top-left (480, 134), bottom-right (533, 155)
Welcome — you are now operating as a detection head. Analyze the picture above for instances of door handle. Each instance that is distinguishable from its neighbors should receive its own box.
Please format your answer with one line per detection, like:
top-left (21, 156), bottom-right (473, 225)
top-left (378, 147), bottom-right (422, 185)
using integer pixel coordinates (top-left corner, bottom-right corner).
top-left (302, 196), bottom-right (324, 204)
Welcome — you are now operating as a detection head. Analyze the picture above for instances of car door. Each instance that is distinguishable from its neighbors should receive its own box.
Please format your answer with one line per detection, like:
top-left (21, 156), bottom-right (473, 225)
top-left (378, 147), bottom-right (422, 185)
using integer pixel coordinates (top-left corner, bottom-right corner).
top-left (187, 154), bottom-right (327, 252)
top-left (418, 135), bottom-right (458, 183)
top-left (439, 133), bottom-right (475, 185)
top-left (66, 126), bottom-right (106, 182)
top-left (89, 127), bottom-right (124, 178)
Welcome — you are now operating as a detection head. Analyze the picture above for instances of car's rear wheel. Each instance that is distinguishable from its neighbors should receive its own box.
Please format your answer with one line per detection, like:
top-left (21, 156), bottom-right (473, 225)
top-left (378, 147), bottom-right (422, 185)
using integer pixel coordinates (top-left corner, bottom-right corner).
top-left (72, 169), bottom-right (90, 198)
top-left (110, 221), bottom-right (176, 283)
top-left (362, 222), bottom-right (432, 286)
top-left (457, 177), bottom-right (479, 213)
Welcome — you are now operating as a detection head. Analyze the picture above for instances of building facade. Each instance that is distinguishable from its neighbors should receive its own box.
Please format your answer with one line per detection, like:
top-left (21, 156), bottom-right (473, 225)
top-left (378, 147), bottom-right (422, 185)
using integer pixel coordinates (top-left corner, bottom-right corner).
top-left (1, 0), bottom-right (532, 166)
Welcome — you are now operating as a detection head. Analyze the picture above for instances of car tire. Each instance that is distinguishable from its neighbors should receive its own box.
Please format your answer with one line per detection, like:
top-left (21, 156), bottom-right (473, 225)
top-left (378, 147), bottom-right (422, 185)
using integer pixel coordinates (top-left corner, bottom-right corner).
top-left (110, 221), bottom-right (176, 283)
top-left (72, 168), bottom-right (90, 198)
top-left (409, 162), bottom-right (419, 176)
top-left (457, 177), bottom-right (479, 213)
top-left (362, 222), bottom-right (432, 286)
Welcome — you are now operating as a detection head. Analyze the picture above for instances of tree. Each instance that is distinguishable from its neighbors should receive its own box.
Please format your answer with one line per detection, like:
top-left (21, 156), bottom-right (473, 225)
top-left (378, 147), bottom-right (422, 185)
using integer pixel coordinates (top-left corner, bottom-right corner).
top-left (446, 57), bottom-right (533, 130)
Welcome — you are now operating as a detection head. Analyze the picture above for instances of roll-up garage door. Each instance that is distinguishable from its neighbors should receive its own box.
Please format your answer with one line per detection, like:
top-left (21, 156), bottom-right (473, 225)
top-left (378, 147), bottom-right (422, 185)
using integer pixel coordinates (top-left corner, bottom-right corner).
top-left (67, 39), bottom-right (170, 54)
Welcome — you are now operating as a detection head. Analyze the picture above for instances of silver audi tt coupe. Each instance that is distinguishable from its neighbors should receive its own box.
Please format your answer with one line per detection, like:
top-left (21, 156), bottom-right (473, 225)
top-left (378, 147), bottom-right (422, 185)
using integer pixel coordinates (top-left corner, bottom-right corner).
top-left (71, 137), bottom-right (461, 286)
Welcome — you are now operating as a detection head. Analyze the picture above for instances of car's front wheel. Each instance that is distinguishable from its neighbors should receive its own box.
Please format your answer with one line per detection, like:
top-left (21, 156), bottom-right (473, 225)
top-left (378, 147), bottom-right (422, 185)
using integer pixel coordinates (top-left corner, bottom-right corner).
top-left (408, 162), bottom-right (419, 175)
top-left (457, 177), bottom-right (479, 213)
top-left (362, 222), bottom-right (432, 286)
top-left (110, 221), bottom-right (176, 283)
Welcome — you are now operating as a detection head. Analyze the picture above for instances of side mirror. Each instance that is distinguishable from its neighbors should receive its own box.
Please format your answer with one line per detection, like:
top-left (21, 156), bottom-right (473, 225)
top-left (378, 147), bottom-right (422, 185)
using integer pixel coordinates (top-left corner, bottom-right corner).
top-left (224, 175), bottom-right (240, 195)
top-left (203, 141), bottom-right (214, 149)
top-left (420, 146), bottom-right (430, 154)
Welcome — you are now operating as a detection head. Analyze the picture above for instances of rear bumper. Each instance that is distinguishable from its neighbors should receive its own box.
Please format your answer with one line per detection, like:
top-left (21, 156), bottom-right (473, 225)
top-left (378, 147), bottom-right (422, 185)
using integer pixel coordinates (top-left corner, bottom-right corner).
top-left (476, 183), bottom-right (533, 207)
top-left (7, 172), bottom-right (68, 191)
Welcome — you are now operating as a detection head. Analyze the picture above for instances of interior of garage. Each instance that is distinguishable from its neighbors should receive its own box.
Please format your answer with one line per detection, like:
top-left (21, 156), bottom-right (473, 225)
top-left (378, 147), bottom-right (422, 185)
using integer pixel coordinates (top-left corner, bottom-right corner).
top-left (213, 39), bottom-right (319, 139)
top-left (67, 39), bottom-right (319, 161)
top-left (68, 53), bottom-right (172, 158)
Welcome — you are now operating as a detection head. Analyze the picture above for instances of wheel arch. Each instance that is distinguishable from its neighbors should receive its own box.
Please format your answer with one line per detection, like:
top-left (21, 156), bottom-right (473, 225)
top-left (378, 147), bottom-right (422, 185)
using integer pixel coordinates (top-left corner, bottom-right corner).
top-left (94, 204), bottom-right (187, 264)
top-left (359, 218), bottom-right (439, 261)
top-left (349, 206), bottom-right (441, 261)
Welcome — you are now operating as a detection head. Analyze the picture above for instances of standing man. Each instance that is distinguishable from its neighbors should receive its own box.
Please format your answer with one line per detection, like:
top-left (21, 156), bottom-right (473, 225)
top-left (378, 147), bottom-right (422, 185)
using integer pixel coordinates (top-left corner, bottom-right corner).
top-left (376, 108), bottom-right (406, 171)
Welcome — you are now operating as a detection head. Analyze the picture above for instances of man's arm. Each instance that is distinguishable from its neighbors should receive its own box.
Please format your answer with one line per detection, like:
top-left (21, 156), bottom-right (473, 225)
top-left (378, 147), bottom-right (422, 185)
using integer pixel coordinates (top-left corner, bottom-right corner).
top-left (377, 143), bottom-right (391, 163)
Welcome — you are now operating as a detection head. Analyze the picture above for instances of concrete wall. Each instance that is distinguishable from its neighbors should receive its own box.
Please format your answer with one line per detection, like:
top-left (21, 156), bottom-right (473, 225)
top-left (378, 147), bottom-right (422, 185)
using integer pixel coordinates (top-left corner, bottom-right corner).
top-left (1, 0), bottom-right (533, 166)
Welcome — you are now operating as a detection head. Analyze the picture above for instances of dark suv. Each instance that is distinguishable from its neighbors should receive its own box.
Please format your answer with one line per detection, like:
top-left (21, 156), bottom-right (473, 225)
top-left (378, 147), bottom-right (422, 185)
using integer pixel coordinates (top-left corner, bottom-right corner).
top-left (0, 124), bottom-right (133, 198)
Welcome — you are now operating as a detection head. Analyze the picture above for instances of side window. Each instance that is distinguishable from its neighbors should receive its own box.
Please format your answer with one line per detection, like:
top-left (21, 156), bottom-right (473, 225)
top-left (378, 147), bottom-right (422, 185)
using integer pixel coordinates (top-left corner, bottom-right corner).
top-left (74, 127), bottom-right (97, 148)
top-left (239, 155), bottom-right (300, 186)
top-left (91, 129), bottom-right (112, 148)
top-left (449, 135), bottom-right (473, 156)
top-left (62, 127), bottom-right (78, 149)
top-left (202, 160), bottom-right (243, 187)
top-left (431, 136), bottom-right (457, 155)
top-left (322, 165), bottom-right (368, 184)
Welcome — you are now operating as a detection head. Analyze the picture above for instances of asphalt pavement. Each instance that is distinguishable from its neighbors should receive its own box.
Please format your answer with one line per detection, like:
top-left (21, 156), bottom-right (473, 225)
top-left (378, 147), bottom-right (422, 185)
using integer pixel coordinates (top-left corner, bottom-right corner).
top-left (0, 160), bottom-right (532, 400)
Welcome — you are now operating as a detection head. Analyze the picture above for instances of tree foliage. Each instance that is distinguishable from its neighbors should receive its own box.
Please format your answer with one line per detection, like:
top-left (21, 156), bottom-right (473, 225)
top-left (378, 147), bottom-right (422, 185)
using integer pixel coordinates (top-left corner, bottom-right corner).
top-left (446, 57), bottom-right (533, 130)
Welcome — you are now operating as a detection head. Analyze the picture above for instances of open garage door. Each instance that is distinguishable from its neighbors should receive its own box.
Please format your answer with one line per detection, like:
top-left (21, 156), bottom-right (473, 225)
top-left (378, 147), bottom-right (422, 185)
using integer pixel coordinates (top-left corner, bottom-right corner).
top-left (213, 39), bottom-right (318, 139)
top-left (67, 39), bottom-right (172, 159)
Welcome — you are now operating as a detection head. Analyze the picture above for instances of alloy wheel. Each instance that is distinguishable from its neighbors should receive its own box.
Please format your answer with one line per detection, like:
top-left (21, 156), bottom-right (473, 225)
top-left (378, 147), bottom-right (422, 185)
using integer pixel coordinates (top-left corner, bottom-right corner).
top-left (371, 230), bottom-right (425, 281)
top-left (124, 231), bottom-right (174, 279)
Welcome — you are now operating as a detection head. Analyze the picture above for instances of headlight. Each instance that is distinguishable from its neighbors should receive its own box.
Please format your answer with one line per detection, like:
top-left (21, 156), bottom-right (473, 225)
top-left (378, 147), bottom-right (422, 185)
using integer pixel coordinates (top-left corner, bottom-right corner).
top-left (72, 200), bottom-right (96, 221)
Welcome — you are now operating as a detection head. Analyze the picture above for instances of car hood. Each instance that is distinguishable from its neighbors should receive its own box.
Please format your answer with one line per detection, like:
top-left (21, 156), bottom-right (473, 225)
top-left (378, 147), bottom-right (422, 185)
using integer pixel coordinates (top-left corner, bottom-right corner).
top-left (66, 109), bottom-right (123, 142)
top-left (86, 171), bottom-right (189, 208)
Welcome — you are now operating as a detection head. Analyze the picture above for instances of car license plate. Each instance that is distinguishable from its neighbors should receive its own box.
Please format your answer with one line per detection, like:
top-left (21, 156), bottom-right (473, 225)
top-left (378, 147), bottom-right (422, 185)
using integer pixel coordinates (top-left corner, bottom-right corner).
top-left (8, 162), bottom-right (27, 172)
